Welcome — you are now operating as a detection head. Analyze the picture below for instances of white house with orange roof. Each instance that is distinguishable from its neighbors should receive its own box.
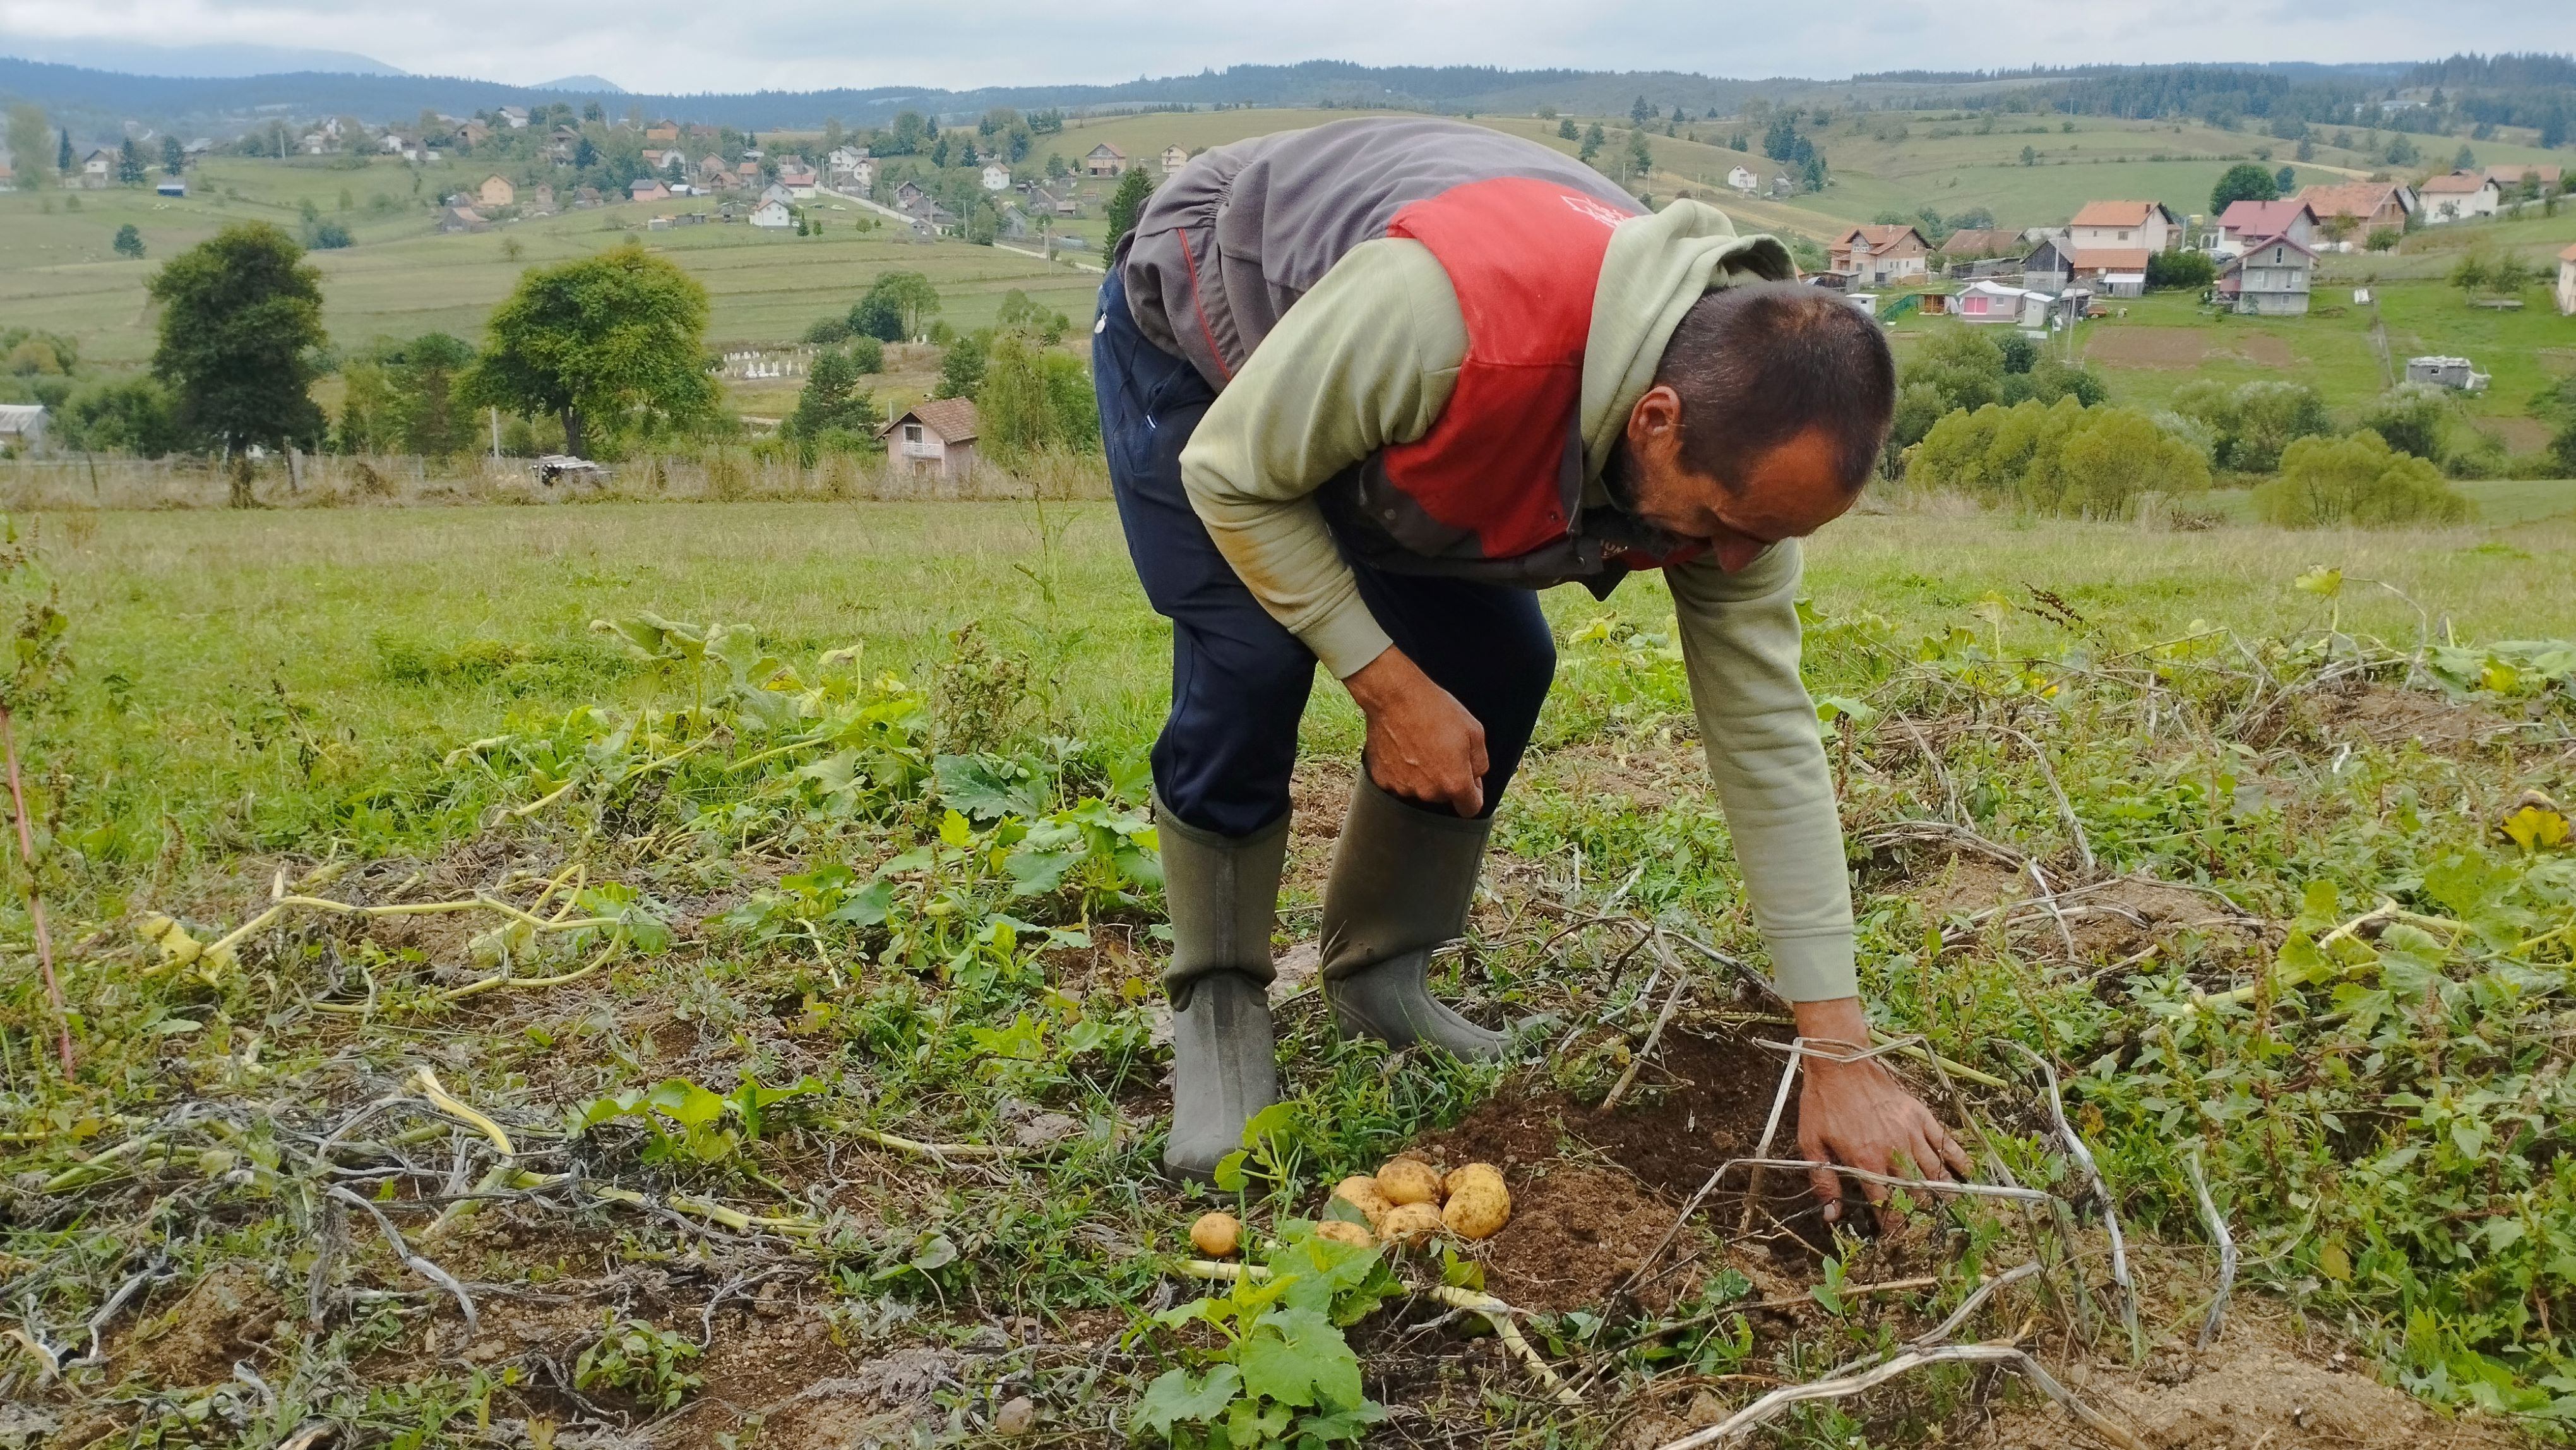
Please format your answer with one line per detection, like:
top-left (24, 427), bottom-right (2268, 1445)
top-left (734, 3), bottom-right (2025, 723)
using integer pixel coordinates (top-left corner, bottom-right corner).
top-left (2418, 171), bottom-right (2499, 223)
top-left (2066, 199), bottom-right (2182, 253)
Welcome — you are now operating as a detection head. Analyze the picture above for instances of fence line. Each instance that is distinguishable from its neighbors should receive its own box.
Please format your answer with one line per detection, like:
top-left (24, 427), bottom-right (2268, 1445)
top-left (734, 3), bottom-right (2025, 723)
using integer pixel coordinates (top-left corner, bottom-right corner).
top-left (0, 450), bottom-right (1111, 512)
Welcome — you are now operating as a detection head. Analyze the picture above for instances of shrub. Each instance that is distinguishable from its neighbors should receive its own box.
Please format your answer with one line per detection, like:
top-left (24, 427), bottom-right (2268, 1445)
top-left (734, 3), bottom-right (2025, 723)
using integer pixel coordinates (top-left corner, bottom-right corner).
top-left (801, 315), bottom-right (853, 345)
top-left (1908, 397), bottom-right (2203, 517)
top-left (2551, 419), bottom-right (2576, 478)
top-left (2253, 430), bottom-right (2471, 527)
top-left (2144, 248), bottom-right (2217, 291)
top-left (2169, 379), bottom-right (2332, 473)
top-left (2356, 386), bottom-right (2448, 460)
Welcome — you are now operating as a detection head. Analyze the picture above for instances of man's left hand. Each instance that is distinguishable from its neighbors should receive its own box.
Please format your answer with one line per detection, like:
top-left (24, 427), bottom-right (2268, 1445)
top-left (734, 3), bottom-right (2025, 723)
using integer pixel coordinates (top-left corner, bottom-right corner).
top-left (1787, 997), bottom-right (1973, 1227)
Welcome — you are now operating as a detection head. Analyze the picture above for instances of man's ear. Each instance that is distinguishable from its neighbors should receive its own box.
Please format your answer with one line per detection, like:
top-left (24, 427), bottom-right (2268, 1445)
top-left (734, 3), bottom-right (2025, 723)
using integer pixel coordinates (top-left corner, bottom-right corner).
top-left (1626, 384), bottom-right (1685, 455)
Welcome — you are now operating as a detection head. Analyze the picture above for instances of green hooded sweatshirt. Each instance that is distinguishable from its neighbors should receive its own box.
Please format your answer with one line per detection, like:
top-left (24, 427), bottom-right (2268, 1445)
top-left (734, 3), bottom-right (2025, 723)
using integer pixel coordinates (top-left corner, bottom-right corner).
top-left (1172, 199), bottom-right (1857, 1003)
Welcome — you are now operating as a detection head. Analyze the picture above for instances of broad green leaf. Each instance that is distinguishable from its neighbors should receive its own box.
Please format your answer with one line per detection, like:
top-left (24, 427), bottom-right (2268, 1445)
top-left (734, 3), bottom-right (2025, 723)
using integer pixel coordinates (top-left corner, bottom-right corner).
top-left (1239, 1305), bottom-right (1361, 1410)
top-left (1134, 1365), bottom-right (1240, 1435)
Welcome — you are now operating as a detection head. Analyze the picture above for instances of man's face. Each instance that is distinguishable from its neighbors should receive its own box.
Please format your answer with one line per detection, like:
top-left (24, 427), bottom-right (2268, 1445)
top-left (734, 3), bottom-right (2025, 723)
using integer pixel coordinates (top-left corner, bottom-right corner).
top-left (1617, 384), bottom-right (1860, 572)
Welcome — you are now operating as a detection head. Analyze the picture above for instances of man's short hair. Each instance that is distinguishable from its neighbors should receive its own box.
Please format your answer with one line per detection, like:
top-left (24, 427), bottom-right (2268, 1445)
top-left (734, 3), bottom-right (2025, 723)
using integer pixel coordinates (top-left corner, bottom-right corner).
top-left (1653, 281), bottom-right (1897, 492)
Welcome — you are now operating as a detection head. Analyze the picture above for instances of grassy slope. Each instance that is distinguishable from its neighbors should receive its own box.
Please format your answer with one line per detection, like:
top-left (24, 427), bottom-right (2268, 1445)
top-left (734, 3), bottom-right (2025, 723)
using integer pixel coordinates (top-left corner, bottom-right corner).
top-left (0, 156), bottom-right (1103, 369)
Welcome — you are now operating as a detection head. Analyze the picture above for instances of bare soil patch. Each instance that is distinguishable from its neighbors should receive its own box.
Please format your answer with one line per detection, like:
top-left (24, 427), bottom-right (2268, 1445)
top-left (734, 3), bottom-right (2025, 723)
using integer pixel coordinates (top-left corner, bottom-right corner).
top-left (2085, 328), bottom-right (2219, 369)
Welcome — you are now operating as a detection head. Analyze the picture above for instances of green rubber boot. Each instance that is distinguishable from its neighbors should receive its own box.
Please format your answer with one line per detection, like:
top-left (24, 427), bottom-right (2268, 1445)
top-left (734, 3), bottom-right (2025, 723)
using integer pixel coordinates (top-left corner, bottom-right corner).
top-left (1154, 795), bottom-right (1290, 1182)
top-left (1318, 776), bottom-right (1508, 1058)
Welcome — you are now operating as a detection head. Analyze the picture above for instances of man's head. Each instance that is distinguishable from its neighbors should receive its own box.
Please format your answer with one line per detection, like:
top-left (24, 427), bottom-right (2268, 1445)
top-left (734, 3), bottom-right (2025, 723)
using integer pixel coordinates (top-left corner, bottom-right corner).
top-left (1610, 281), bottom-right (1897, 570)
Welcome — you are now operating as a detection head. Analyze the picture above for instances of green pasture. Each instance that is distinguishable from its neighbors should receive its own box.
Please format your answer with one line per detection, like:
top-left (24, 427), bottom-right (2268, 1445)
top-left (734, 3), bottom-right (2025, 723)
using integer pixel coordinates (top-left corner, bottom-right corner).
top-left (0, 157), bottom-right (1102, 368)
top-left (33, 497), bottom-right (2576, 870)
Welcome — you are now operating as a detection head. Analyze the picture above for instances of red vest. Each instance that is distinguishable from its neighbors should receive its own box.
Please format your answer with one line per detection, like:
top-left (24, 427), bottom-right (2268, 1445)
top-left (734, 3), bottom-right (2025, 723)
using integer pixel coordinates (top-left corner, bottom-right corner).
top-left (1345, 177), bottom-right (1695, 582)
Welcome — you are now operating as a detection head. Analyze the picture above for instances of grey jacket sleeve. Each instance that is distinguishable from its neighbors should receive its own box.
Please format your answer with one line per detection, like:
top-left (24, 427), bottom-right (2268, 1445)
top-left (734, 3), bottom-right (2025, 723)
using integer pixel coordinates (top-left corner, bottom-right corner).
top-left (1664, 542), bottom-right (1859, 1002)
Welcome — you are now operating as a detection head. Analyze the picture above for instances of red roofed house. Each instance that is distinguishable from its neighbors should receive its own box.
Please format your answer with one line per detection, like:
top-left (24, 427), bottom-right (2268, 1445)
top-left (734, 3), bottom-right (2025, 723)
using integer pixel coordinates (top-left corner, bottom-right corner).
top-left (2296, 181), bottom-right (2415, 235)
top-left (2209, 199), bottom-right (2314, 258)
top-left (1827, 224), bottom-right (1931, 285)
top-left (2217, 234), bottom-right (2315, 316)
top-left (880, 398), bottom-right (980, 482)
top-left (2066, 200), bottom-right (2181, 253)
top-left (2484, 164), bottom-right (2561, 197)
top-left (2558, 241), bottom-right (2576, 316)
top-left (2418, 171), bottom-right (2499, 224)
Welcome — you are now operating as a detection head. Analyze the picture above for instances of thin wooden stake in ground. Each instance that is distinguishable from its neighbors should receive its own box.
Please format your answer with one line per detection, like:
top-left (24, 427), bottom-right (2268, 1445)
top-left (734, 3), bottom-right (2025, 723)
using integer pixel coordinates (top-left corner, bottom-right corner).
top-left (1, 706), bottom-right (71, 1076)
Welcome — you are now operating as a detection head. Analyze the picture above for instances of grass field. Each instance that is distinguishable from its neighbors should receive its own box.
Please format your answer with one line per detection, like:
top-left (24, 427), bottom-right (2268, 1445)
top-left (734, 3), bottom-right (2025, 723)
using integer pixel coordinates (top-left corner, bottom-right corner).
top-left (11, 498), bottom-right (2576, 1446)
top-left (0, 157), bottom-right (1105, 370)
top-left (33, 498), bottom-right (2576, 885)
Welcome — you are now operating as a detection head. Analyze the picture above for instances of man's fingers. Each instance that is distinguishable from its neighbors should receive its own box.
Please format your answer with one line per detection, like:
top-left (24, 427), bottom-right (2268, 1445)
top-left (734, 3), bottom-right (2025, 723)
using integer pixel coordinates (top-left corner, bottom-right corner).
top-left (1938, 1129), bottom-right (1976, 1179)
top-left (1806, 1165), bottom-right (1842, 1223)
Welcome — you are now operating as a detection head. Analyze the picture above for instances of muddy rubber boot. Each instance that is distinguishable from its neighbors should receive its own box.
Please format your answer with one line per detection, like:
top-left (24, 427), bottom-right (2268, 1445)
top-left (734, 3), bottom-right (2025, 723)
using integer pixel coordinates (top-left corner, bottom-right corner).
top-left (1318, 776), bottom-right (1509, 1058)
top-left (1155, 796), bottom-right (1289, 1182)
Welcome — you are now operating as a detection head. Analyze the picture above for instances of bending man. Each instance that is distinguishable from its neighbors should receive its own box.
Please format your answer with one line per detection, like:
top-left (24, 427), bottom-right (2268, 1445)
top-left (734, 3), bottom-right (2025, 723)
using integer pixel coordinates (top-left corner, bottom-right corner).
top-left (1094, 117), bottom-right (1968, 1221)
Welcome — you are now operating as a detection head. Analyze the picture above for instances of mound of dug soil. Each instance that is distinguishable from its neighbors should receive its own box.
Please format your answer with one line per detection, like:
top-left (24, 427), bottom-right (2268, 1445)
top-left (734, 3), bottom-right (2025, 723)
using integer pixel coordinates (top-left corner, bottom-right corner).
top-left (1404, 1022), bottom-right (1831, 1314)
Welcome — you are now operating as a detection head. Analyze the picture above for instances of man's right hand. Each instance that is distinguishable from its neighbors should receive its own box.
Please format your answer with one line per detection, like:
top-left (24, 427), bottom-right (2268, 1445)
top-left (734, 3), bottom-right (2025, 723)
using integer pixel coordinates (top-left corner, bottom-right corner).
top-left (1344, 647), bottom-right (1488, 817)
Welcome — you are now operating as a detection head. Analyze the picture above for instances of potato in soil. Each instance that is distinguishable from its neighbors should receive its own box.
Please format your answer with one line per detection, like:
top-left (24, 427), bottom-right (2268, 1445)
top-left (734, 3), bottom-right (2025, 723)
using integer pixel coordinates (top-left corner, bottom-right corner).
top-left (1332, 1174), bottom-right (1395, 1228)
top-left (1190, 1211), bottom-right (1241, 1257)
top-left (1376, 1158), bottom-right (1442, 1206)
top-left (1441, 1175), bottom-right (1511, 1240)
top-left (1379, 1201), bottom-right (1444, 1247)
top-left (1315, 1219), bottom-right (1375, 1249)
top-left (1443, 1161), bottom-right (1503, 1199)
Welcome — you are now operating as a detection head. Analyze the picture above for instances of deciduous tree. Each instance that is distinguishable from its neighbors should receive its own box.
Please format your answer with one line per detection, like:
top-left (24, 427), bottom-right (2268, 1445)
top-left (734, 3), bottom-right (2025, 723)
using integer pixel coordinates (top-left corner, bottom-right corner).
top-left (146, 222), bottom-right (329, 503)
top-left (459, 242), bottom-right (715, 458)
top-left (6, 104), bottom-right (47, 189)
top-left (2210, 162), bottom-right (2278, 213)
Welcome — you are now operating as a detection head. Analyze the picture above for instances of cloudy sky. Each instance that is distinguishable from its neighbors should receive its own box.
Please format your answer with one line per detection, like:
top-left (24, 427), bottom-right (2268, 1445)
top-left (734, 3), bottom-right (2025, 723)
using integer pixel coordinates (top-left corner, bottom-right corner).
top-left (4, 0), bottom-right (2571, 92)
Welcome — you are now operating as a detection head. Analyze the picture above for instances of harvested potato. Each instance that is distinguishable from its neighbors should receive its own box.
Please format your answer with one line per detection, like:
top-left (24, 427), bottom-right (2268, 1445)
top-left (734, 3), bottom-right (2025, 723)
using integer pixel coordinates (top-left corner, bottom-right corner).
top-left (1379, 1201), bottom-right (1445, 1247)
top-left (1332, 1174), bottom-right (1394, 1228)
top-left (1190, 1211), bottom-right (1242, 1258)
top-left (1442, 1162), bottom-right (1503, 1200)
top-left (1376, 1158), bottom-right (1442, 1206)
top-left (1441, 1175), bottom-right (1512, 1240)
top-left (1315, 1219), bottom-right (1374, 1249)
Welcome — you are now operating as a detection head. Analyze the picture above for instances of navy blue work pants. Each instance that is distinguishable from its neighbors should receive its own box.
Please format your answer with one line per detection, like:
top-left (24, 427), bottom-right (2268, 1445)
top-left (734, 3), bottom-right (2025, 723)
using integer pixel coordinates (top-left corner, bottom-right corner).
top-left (1093, 267), bottom-right (1556, 839)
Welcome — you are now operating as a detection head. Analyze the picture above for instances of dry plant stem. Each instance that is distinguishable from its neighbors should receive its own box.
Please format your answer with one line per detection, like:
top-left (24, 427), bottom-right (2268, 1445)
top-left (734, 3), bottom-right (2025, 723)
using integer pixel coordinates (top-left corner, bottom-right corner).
top-left (1985, 723), bottom-right (2096, 877)
top-left (842, 1124), bottom-right (1032, 1161)
top-left (1, 707), bottom-right (72, 1075)
top-left (2007, 1041), bottom-right (2140, 1363)
top-left (326, 1184), bottom-right (478, 1340)
top-left (1905, 1259), bottom-right (2043, 1350)
top-left (1715, 1158), bottom-right (2054, 1205)
top-left (1649, 1343), bottom-right (2143, 1450)
top-left (2184, 1147), bottom-right (2236, 1350)
top-left (1738, 1033), bottom-right (1804, 1233)
top-left (1600, 937), bottom-right (1690, 1112)
top-left (1175, 1259), bottom-right (1580, 1408)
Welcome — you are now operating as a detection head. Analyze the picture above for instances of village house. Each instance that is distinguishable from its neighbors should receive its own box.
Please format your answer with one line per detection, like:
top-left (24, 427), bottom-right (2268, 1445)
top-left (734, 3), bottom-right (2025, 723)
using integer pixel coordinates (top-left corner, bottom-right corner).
top-left (1726, 164), bottom-right (1758, 194)
top-left (760, 181), bottom-right (795, 208)
top-left (1827, 224), bottom-right (1931, 285)
top-left (2207, 199), bottom-right (2315, 258)
top-left (2558, 242), bottom-right (2576, 316)
top-left (2484, 164), bottom-right (2561, 196)
top-left (2418, 171), bottom-right (2500, 223)
top-left (844, 157), bottom-right (876, 192)
top-left (629, 178), bottom-right (670, 203)
top-left (2296, 180), bottom-right (2416, 234)
top-left (527, 183), bottom-right (556, 214)
top-left (477, 174), bottom-right (516, 208)
top-left (1952, 279), bottom-right (2047, 327)
top-left (826, 145), bottom-right (869, 173)
top-left (1084, 142), bottom-right (1126, 177)
top-left (573, 185), bottom-right (602, 208)
top-left (452, 121), bottom-right (492, 148)
top-left (982, 163), bottom-right (1011, 191)
top-left (749, 200), bottom-right (794, 229)
top-left (439, 206), bottom-right (489, 234)
top-left (155, 178), bottom-right (185, 198)
top-left (2019, 234), bottom-right (2077, 292)
top-left (78, 148), bottom-right (113, 188)
top-left (893, 180), bottom-right (926, 210)
top-left (2066, 200), bottom-right (2181, 252)
top-left (779, 164), bottom-right (818, 198)
top-left (1935, 228), bottom-right (2025, 267)
top-left (880, 398), bottom-right (981, 482)
top-left (1160, 144), bottom-right (1190, 172)
top-left (497, 106), bottom-right (529, 129)
top-left (645, 120), bottom-right (681, 143)
top-left (2218, 234), bottom-right (2315, 315)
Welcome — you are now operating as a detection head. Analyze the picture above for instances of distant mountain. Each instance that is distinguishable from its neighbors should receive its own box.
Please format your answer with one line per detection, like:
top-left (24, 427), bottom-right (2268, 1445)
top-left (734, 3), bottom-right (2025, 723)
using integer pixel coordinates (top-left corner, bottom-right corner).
top-left (0, 35), bottom-right (401, 78)
top-left (532, 74), bottom-right (623, 93)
